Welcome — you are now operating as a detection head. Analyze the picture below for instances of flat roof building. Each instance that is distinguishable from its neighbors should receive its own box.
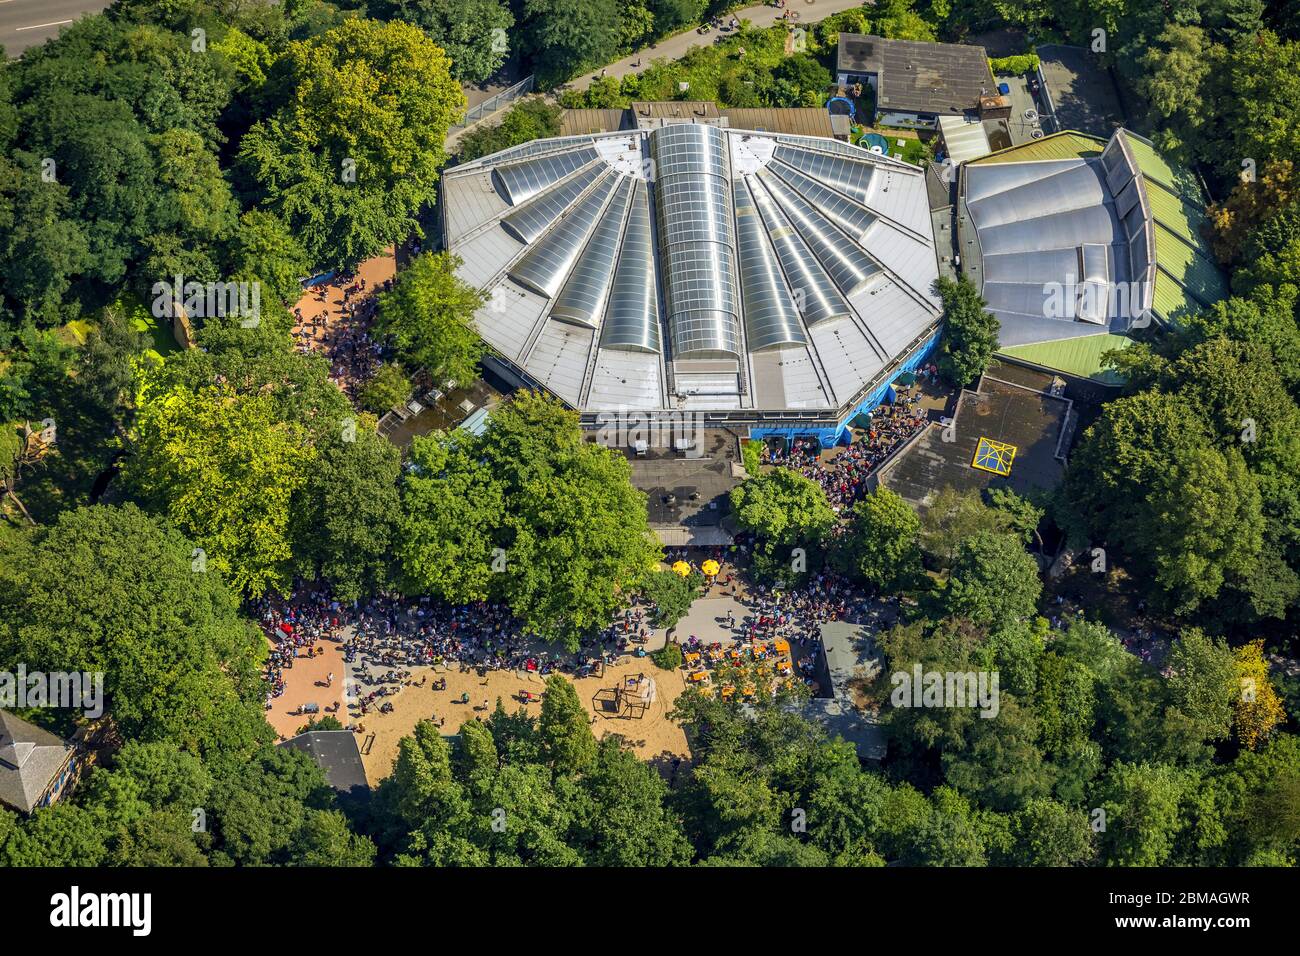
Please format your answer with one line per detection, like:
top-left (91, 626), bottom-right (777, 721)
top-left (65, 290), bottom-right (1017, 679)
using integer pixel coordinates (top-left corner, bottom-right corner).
top-left (837, 34), bottom-right (998, 125)
top-left (278, 729), bottom-right (369, 798)
top-left (442, 122), bottom-right (943, 442)
top-left (557, 104), bottom-right (836, 140)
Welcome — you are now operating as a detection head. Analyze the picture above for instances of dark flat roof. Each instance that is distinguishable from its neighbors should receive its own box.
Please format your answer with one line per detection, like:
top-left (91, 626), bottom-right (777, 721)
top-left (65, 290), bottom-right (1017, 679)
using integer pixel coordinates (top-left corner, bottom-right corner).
top-left (608, 429), bottom-right (741, 532)
top-left (879, 376), bottom-right (1068, 508)
top-left (1036, 44), bottom-right (1125, 138)
top-left (558, 106), bottom-right (836, 139)
top-left (839, 34), bottom-right (994, 115)
top-left (724, 108), bottom-right (834, 138)
top-left (278, 730), bottom-right (369, 795)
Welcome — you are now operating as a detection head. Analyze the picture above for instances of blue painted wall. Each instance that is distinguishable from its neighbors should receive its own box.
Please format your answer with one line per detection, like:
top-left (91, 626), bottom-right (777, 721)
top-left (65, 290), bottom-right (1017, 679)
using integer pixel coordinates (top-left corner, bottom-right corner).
top-left (748, 327), bottom-right (941, 448)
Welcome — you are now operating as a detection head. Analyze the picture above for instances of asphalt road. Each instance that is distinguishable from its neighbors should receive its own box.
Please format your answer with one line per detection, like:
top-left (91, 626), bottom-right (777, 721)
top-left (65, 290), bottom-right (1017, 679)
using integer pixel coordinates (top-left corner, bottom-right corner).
top-left (0, 0), bottom-right (110, 57)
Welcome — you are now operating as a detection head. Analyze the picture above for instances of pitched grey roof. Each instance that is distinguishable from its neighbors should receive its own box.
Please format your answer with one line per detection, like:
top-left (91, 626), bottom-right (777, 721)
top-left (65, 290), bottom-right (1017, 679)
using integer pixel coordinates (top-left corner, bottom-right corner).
top-left (277, 730), bottom-right (369, 795)
top-left (0, 710), bottom-right (73, 814)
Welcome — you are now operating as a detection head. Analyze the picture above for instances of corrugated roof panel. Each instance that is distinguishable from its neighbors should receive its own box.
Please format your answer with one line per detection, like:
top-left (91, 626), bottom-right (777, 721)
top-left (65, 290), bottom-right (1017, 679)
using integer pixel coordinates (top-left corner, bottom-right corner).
top-left (772, 144), bottom-right (875, 206)
top-left (747, 175), bottom-right (850, 327)
top-left (760, 170), bottom-right (882, 298)
top-left (733, 178), bottom-right (807, 351)
top-left (492, 146), bottom-right (602, 205)
top-left (507, 172), bottom-right (617, 297)
top-left (768, 161), bottom-right (878, 239)
top-left (501, 164), bottom-right (605, 244)
top-left (549, 176), bottom-right (634, 326)
top-left (600, 181), bottom-right (662, 353)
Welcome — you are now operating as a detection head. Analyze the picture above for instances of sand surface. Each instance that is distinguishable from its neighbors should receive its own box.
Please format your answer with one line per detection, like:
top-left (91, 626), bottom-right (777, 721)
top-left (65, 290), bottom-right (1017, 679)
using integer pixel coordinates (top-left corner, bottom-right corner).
top-left (265, 638), bottom-right (349, 740)
top-left (356, 660), bottom-right (690, 784)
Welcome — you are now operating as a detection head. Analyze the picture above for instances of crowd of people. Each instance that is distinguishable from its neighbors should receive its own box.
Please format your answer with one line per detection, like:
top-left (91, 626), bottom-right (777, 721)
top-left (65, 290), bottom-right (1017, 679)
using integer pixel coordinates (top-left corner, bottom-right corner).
top-left (291, 271), bottom-right (395, 401)
top-left (255, 587), bottom-right (645, 723)
top-left (254, 541), bottom-right (893, 724)
top-left (763, 399), bottom-right (931, 511)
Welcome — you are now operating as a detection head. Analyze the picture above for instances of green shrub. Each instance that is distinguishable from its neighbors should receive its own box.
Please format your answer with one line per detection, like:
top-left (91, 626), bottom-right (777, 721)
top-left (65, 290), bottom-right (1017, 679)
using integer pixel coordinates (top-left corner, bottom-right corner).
top-left (651, 642), bottom-right (685, 670)
top-left (360, 363), bottom-right (413, 414)
top-left (741, 439), bottom-right (762, 475)
top-left (295, 715), bottom-right (344, 735)
top-left (458, 98), bottom-right (563, 161)
top-left (989, 54), bottom-right (1040, 75)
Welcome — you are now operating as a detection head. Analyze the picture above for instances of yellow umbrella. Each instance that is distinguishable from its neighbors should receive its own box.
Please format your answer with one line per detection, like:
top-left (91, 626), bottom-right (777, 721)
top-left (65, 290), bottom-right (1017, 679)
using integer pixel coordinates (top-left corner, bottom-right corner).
top-left (701, 559), bottom-right (721, 577)
top-left (672, 560), bottom-right (691, 577)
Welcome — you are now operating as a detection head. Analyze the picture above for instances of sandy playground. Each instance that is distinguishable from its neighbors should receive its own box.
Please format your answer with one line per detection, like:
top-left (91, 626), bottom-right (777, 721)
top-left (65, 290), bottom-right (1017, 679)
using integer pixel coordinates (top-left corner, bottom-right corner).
top-left (356, 660), bottom-right (690, 784)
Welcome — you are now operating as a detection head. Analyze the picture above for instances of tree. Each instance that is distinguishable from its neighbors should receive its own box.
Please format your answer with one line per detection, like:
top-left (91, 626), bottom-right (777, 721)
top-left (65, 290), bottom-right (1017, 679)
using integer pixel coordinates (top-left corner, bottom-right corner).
top-left (1172, 290), bottom-right (1300, 396)
top-left (1232, 640), bottom-right (1286, 750)
top-left (77, 298), bottom-right (146, 420)
top-left (0, 504), bottom-right (270, 756)
top-left (942, 696), bottom-right (1052, 811)
top-left (359, 363), bottom-right (413, 414)
top-left (1064, 390), bottom-right (1266, 615)
top-left (374, 252), bottom-right (485, 387)
top-left (237, 20), bottom-right (464, 267)
top-left (1097, 762), bottom-right (1189, 867)
top-left (1145, 443), bottom-right (1265, 614)
top-left (398, 392), bottom-right (659, 646)
top-left (289, 810), bottom-right (377, 867)
top-left (571, 736), bottom-right (692, 866)
top-left (1163, 628), bottom-right (1238, 755)
top-left (0, 153), bottom-right (92, 326)
top-left (940, 531), bottom-right (1042, 629)
top-left (730, 468), bottom-right (836, 553)
top-left (224, 210), bottom-right (312, 307)
top-left (987, 487), bottom-right (1045, 549)
top-left (293, 423), bottom-right (402, 602)
top-left (458, 98), bottom-right (564, 162)
top-left (1135, 24), bottom-right (1211, 162)
top-left (523, 0), bottom-right (623, 87)
top-left (1006, 798), bottom-right (1095, 866)
top-left (0, 804), bottom-right (109, 867)
top-left (935, 275), bottom-right (999, 387)
top-left (126, 381), bottom-right (313, 596)
top-left (539, 676), bottom-right (597, 775)
top-left (369, 0), bottom-right (515, 84)
top-left (1212, 31), bottom-right (1300, 183)
top-left (643, 568), bottom-right (702, 628)
top-left (833, 488), bottom-right (922, 593)
top-left (398, 431), bottom-right (506, 605)
top-left (1206, 159), bottom-right (1294, 264)
top-left (918, 486), bottom-right (1009, 568)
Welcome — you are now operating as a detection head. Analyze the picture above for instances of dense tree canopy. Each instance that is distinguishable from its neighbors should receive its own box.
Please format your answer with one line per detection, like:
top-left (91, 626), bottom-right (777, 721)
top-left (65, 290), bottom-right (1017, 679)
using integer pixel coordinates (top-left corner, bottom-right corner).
top-left (0, 504), bottom-right (269, 756)
top-left (373, 252), bottom-right (485, 387)
top-left (398, 392), bottom-right (659, 647)
top-left (237, 19), bottom-right (464, 267)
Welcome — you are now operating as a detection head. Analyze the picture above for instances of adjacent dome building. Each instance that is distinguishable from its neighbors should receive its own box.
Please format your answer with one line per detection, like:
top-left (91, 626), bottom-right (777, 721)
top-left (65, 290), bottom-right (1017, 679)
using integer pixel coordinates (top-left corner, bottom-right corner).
top-left (958, 128), bottom-right (1229, 384)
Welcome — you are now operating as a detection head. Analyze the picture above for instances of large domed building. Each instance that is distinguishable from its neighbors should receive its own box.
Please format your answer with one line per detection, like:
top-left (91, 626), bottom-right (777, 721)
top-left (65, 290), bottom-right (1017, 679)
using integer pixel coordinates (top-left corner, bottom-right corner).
top-left (440, 121), bottom-right (943, 442)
